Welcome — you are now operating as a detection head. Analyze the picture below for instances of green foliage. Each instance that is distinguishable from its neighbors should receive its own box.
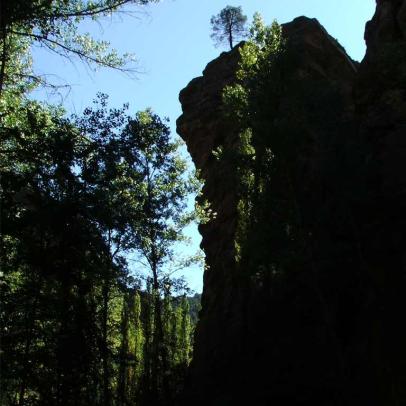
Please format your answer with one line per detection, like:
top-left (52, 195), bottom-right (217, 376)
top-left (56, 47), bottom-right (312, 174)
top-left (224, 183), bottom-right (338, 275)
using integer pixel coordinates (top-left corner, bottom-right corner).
top-left (223, 16), bottom-right (283, 100)
top-left (1, 99), bottom-right (109, 405)
top-left (0, 93), bottom-right (201, 405)
top-left (120, 107), bottom-right (199, 273)
top-left (222, 83), bottom-right (248, 122)
top-left (210, 5), bottom-right (248, 50)
top-left (0, 32), bottom-right (34, 99)
top-left (0, 0), bottom-right (158, 96)
top-left (186, 293), bottom-right (202, 324)
top-left (221, 14), bottom-right (285, 270)
top-left (0, 3), bottom-right (203, 404)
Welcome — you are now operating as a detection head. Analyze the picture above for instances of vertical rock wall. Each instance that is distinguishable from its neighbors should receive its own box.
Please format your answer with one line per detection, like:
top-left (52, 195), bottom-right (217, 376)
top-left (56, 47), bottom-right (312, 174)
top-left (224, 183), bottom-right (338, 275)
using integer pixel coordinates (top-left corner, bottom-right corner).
top-left (177, 45), bottom-right (243, 403)
top-left (177, 1), bottom-right (406, 404)
top-left (352, 0), bottom-right (406, 402)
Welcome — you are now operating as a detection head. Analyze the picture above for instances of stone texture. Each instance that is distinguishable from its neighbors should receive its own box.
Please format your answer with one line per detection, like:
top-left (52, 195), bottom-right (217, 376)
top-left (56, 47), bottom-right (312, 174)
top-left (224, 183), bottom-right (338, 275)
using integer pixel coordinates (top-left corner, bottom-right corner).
top-left (177, 1), bottom-right (406, 404)
top-left (352, 0), bottom-right (406, 402)
top-left (177, 44), bottom-right (243, 405)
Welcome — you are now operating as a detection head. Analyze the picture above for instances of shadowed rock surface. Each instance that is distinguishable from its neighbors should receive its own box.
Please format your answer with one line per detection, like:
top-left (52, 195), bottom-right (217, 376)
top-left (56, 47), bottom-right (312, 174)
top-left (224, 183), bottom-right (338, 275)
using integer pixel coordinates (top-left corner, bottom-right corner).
top-left (177, 1), bottom-right (406, 404)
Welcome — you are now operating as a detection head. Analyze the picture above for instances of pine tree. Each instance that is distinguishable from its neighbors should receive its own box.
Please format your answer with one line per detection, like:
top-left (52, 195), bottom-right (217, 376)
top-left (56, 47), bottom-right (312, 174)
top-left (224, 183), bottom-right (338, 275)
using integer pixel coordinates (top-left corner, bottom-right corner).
top-left (210, 6), bottom-right (248, 49)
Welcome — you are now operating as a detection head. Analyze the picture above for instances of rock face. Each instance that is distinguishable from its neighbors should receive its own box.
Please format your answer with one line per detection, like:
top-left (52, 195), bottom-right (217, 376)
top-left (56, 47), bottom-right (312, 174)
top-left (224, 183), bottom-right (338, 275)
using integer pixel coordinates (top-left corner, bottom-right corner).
top-left (177, 1), bottom-right (406, 404)
top-left (352, 0), bottom-right (406, 403)
top-left (177, 44), bottom-right (243, 405)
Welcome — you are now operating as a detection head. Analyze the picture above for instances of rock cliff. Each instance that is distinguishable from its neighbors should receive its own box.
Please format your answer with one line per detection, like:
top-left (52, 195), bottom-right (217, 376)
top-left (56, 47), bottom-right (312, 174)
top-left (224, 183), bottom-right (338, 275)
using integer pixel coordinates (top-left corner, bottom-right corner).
top-left (177, 1), bottom-right (406, 404)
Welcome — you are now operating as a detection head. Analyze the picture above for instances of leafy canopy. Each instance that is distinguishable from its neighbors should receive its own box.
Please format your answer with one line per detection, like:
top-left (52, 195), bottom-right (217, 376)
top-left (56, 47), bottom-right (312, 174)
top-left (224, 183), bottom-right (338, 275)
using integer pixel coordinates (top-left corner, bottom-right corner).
top-left (0, 92), bottom-right (201, 404)
top-left (0, 0), bottom-right (158, 96)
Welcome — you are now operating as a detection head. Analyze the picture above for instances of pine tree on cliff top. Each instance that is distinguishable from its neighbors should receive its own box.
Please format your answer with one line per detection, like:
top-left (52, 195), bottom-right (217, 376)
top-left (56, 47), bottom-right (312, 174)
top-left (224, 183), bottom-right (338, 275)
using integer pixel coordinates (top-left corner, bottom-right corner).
top-left (210, 5), bottom-right (248, 50)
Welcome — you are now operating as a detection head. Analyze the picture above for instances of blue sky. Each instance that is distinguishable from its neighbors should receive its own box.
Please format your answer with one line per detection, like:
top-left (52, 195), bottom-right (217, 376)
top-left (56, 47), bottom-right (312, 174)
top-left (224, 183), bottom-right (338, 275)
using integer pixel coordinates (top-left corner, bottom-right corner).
top-left (33, 0), bottom-right (376, 292)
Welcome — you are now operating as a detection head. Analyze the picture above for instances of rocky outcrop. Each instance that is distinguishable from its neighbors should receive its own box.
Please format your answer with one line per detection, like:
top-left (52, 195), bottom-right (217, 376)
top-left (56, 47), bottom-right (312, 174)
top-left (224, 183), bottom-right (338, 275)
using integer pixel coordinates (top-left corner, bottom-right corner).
top-left (177, 44), bottom-right (243, 405)
top-left (351, 0), bottom-right (406, 402)
top-left (177, 1), bottom-right (406, 404)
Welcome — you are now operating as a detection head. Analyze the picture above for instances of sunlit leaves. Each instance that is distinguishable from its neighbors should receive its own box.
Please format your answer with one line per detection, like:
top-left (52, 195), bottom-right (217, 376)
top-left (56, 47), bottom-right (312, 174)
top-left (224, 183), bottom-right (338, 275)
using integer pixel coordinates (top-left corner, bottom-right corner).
top-left (0, 0), bottom-right (157, 96)
top-left (221, 14), bottom-right (283, 265)
top-left (222, 83), bottom-right (249, 122)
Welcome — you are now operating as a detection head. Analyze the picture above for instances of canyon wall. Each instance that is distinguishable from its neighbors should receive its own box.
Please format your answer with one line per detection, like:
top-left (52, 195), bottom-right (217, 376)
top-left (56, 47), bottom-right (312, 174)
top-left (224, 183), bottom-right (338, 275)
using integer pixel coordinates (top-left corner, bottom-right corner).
top-left (177, 1), bottom-right (406, 404)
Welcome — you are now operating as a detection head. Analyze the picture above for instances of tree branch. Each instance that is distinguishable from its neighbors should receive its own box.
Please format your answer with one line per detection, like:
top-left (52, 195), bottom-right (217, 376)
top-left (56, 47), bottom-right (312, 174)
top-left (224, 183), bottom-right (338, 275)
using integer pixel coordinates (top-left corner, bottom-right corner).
top-left (9, 29), bottom-right (135, 73)
top-left (37, 1), bottom-right (135, 20)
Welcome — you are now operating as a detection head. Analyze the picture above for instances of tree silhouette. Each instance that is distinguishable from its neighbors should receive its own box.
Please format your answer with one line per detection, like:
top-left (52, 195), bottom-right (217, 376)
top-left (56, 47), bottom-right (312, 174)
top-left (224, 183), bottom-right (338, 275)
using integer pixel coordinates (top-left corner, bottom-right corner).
top-left (210, 5), bottom-right (247, 50)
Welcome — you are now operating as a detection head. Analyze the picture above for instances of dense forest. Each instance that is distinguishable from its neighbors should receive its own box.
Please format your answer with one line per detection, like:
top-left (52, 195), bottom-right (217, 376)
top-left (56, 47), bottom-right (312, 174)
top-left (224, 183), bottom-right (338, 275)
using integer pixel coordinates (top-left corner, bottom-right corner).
top-left (0, 1), bottom-right (203, 405)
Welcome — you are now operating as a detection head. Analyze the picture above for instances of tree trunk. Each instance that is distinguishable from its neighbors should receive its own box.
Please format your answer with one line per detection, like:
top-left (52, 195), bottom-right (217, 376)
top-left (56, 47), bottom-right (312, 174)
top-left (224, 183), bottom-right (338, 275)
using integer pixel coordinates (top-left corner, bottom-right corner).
top-left (228, 30), bottom-right (233, 50)
top-left (102, 277), bottom-right (111, 406)
top-left (0, 27), bottom-right (8, 97)
top-left (151, 263), bottom-right (171, 406)
top-left (17, 296), bottom-right (37, 406)
top-left (117, 295), bottom-right (129, 405)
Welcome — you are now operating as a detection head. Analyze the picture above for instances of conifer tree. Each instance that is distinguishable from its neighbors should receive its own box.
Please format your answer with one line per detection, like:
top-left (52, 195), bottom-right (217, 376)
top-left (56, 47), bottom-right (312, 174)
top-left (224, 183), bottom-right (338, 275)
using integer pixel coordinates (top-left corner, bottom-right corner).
top-left (210, 5), bottom-right (247, 49)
